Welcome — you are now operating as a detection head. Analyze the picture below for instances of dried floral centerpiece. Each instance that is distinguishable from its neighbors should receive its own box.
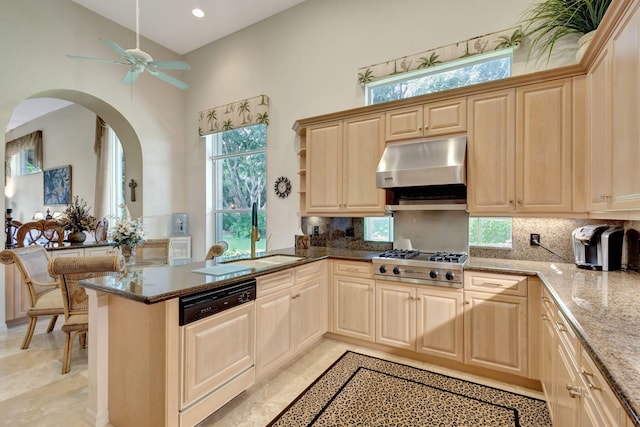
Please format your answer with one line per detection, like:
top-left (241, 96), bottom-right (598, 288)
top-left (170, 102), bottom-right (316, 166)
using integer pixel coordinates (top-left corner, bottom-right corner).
top-left (59, 196), bottom-right (97, 244)
top-left (111, 204), bottom-right (144, 263)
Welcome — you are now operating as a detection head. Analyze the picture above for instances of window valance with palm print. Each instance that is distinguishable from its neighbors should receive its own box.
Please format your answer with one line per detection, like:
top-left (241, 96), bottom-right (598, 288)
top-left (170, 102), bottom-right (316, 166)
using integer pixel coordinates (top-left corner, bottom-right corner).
top-left (198, 95), bottom-right (270, 136)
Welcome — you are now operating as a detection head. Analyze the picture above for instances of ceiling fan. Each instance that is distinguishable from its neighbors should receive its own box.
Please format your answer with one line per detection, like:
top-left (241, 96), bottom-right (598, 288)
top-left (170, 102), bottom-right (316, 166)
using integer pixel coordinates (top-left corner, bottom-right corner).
top-left (67, 0), bottom-right (191, 89)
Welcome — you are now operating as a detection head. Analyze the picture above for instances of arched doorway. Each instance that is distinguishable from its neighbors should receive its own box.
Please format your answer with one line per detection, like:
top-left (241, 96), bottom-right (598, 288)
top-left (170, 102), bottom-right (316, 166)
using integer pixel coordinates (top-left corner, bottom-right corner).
top-left (4, 89), bottom-right (143, 220)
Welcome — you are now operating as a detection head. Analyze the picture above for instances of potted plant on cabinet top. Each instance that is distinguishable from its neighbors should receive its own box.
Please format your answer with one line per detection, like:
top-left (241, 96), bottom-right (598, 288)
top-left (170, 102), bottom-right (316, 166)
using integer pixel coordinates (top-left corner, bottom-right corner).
top-left (59, 196), bottom-right (97, 244)
top-left (522, 0), bottom-right (612, 61)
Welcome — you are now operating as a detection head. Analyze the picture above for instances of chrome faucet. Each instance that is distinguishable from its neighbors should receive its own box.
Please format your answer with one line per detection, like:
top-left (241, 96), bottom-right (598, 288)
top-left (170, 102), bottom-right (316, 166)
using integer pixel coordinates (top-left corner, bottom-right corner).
top-left (250, 202), bottom-right (260, 258)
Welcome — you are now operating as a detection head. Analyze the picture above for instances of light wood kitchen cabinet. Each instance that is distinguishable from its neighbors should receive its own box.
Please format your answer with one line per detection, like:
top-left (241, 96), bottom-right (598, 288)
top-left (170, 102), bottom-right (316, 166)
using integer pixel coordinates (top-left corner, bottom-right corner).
top-left (305, 113), bottom-right (385, 215)
top-left (292, 262), bottom-right (327, 351)
top-left (608, 1), bottom-right (640, 210)
top-left (468, 79), bottom-right (573, 214)
top-left (255, 270), bottom-right (295, 377)
top-left (333, 260), bottom-right (375, 342)
top-left (587, 42), bottom-right (613, 211)
top-left (467, 89), bottom-right (516, 213)
top-left (255, 262), bottom-right (327, 379)
top-left (181, 302), bottom-right (255, 409)
top-left (517, 78), bottom-right (573, 213)
top-left (385, 97), bottom-right (466, 141)
top-left (539, 285), bottom-right (628, 427)
top-left (375, 280), bottom-right (463, 362)
top-left (463, 271), bottom-right (528, 376)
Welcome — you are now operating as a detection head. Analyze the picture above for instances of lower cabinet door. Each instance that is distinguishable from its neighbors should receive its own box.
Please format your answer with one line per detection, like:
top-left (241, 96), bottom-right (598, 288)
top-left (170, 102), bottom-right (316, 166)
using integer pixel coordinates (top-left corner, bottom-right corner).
top-left (416, 287), bottom-right (464, 362)
top-left (333, 275), bottom-right (375, 341)
top-left (375, 282), bottom-right (414, 350)
top-left (463, 291), bottom-right (528, 376)
top-left (255, 289), bottom-right (294, 378)
top-left (293, 278), bottom-right (325, 351)
top-left (181, 302), bottom-right (255, 408)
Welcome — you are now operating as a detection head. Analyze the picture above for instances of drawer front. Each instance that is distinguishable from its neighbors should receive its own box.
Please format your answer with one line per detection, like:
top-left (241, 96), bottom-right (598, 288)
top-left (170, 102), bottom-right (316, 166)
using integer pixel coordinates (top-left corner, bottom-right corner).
top-left (580, 347), bottom-right (622, 426)
top-left (540, 286), bottom-right (557, 320)
top-left (464, 271), bottom-right (527, 297)
top-left (257, 270), bottom-right (294, 297)
top-left (333, 260), bottom-right (373, 278)
top-left (295, 260), bottom-right (326, 283)
top-left (555, 309), bottom-right (579, 366)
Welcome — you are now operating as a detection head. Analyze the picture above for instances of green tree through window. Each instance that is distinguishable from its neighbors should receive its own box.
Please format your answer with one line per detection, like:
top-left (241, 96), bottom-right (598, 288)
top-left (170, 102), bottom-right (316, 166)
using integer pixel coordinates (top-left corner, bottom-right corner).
top-left (209, 124), bottom-right (267, 259)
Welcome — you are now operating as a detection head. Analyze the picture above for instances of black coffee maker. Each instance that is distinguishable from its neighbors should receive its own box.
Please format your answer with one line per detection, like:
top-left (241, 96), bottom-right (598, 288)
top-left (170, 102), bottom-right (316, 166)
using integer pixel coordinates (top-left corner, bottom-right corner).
top-left (572, 225), bottom-right (624, 271)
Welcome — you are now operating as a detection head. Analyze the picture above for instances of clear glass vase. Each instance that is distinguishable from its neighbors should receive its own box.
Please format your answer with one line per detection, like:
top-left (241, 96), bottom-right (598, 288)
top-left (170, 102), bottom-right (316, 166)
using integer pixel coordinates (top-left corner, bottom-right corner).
top-left (121, 244), bottom-right (136, 264)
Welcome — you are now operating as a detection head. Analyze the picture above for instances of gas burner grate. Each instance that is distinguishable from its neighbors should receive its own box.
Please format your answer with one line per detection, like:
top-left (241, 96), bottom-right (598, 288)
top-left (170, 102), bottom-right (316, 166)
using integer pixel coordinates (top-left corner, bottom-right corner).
top-left (379, 249), bottom-right (420, 259)
top-left (427, 252), bottom-right (468, 263)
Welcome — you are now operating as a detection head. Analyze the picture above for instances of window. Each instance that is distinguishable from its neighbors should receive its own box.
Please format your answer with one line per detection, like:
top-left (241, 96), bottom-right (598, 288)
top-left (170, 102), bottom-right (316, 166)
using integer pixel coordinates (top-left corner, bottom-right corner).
top-left (208, 124), bottom-right (267, 260)
top-left (366, 49), bottom-right (513, 106)
top-left (5, 130), bottom-right (43, 177)
top-left (364, 216), bottom-right (394, 242)
top-left (469, 217), bottom-right (512, 248)
top-left (106, 126), bottom-right (125, 220)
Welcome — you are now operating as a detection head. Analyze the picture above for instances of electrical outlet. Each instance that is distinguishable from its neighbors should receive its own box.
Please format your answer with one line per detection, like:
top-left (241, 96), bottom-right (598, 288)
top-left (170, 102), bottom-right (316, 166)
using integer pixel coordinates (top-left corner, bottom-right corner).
top-left (530, 233), bottom-right (541, 246)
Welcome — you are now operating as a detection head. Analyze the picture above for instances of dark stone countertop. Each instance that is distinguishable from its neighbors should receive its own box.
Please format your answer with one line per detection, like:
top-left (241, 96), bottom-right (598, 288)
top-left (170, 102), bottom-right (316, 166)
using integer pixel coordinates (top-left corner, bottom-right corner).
top-left (466, 257), bottom-right (640, 427)
top-left (78, 246), bottom-right (379, 304)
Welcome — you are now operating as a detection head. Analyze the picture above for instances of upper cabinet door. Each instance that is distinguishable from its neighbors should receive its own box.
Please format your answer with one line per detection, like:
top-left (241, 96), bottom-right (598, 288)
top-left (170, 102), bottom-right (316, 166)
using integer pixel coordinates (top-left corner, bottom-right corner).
top-left (467, 89), bottom-right (516, 213)
top-left (423, 97), bottom-right (467, 137)
top-left (342, 114), bottom-right (386, 213)
top-left (386, 105), bottom-right (424, 141)
top-left (385, 98), bottom-right (466, 142)
top-left (306, 122), bottom-right (343, 213)
top-left (587, 43), bottom-right (613, 211)
top-left (516, 79), bottom-right (573, 213)
top-left (611, 3), bottom-right (640, 210)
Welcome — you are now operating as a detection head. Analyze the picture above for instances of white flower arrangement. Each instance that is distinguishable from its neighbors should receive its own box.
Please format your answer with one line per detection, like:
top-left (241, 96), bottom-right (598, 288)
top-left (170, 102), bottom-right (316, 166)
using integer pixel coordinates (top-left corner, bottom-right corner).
top-left (111, 205), bottom-right (144, 248)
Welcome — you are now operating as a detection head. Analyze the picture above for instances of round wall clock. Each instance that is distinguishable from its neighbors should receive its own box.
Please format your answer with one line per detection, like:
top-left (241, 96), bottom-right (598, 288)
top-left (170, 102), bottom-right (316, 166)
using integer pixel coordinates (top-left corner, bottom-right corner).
top-left (274, 176), bottom-right (291, 198)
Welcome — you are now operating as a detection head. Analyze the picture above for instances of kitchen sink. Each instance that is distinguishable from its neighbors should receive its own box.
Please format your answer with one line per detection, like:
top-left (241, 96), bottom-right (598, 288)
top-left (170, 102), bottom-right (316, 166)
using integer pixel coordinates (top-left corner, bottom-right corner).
top-left (225, 254), bottom-right (304, 269)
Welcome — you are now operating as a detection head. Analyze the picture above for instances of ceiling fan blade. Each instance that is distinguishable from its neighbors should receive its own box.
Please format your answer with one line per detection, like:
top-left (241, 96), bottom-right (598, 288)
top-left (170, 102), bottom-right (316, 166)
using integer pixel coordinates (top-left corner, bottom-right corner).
top-left (148, 60), bottom-right (191, 70)
top-left (122, 69), bottom-right (142, 85)
top-left (100, 39), bottom-right (135, 62)
top-left (147, 69), bottom-right (189, 90)
top-left (67, 55), bottom-right (128, 65)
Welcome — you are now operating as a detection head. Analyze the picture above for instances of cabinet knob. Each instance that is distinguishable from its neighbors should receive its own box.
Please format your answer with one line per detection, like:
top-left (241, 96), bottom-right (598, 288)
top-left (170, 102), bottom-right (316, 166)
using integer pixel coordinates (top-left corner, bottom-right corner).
top-left (517, 200), bottom-right (522, 205)
top-left (464, 301), bottom-right (471, 305)
top-left (509, 200), bottom-right (514, 205)
top-left (540, 314), bottom-right (549, 321)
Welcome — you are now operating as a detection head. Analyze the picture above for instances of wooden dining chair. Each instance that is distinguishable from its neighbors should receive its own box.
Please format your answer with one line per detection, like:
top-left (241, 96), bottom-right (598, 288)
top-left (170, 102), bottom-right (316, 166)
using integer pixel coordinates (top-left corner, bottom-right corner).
top-left (0, 246), bottom-right (64, 349)
top-left (48, 255), bottom-right (125, 374)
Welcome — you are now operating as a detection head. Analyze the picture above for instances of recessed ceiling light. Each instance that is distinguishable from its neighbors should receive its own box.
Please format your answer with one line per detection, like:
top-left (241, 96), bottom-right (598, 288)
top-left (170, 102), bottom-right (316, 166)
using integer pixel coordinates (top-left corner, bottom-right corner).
top-left (192, 8), bottom-right (205, 18)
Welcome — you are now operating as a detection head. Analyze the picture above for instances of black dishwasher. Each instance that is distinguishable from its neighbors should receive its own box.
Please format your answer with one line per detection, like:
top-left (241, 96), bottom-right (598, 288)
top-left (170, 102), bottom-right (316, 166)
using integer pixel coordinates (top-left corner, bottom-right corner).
top-left (179, 278), bottom-right (256, 326)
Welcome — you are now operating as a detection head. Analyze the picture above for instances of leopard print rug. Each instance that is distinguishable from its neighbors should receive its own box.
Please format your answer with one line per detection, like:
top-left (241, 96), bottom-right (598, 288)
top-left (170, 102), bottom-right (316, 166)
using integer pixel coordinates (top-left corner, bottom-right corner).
top-left (268, 351), bottom-right (551, 427)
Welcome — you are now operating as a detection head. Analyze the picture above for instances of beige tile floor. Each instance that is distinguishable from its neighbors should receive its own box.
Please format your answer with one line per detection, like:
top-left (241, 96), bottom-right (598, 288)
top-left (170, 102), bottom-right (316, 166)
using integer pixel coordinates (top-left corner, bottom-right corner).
top-left (0, 319), bottom-right (544, 427)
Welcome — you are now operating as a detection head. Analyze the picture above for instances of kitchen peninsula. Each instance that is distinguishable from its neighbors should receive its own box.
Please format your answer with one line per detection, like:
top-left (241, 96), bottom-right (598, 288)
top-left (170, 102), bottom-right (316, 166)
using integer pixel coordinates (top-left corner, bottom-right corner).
top-left (79, 248), bottom-right (640, 427)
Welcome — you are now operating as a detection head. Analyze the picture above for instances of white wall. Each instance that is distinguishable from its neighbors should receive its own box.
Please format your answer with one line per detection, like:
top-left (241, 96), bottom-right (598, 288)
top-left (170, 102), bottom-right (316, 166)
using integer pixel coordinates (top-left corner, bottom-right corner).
top-left (5, 104), bottom-right (97, 223)
top-left (183, 0), bottom-right (536, 255)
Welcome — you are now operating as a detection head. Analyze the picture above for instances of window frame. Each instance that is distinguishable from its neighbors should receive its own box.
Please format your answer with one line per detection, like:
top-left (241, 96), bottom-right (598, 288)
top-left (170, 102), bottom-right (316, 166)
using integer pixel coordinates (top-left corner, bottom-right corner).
top-left (468, 217), bottom-right (513, 249)
top-left (207, 125), bottom-right (267, 260)
top-left (365, 48), bottom-right (514, 106)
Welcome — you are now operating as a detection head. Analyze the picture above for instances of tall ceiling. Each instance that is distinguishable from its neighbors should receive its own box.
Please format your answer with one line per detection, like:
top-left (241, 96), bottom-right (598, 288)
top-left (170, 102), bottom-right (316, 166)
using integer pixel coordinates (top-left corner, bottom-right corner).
top-left (71, 0), bottom-right (309, 55)
top-left (7, 0), bottom-right (308, 131)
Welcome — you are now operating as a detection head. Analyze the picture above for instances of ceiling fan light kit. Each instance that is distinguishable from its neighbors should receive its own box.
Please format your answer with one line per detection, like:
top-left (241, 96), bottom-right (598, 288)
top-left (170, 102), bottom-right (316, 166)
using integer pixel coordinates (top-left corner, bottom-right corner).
top-left (67, 0), bottom-right (191, 89)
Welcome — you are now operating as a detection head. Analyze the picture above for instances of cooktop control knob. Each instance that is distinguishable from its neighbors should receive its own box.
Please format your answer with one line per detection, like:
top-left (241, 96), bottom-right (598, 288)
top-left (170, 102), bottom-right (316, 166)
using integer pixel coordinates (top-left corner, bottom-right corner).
top-left (379, 265), bottom-right (387, 274)
top-left (445, 271), bottom-right (455, 281)
top-left (392, 267), bottom-right (401, 275)
top-left (429, 270), bottom-right (438, 279)
top-left (239, 291), bottom-right (250, 303)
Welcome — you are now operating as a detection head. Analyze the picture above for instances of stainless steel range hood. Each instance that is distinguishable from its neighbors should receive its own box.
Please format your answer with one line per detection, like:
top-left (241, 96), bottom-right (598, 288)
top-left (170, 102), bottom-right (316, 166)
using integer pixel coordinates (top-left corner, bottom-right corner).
top-left (376, 136), bottom-right (467, 211)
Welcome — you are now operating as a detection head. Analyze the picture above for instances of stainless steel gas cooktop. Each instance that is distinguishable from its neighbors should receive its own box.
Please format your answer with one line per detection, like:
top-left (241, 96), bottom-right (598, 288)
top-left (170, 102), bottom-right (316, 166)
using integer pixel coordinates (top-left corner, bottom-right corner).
top-left (372, 249), bottom-right (467, 288)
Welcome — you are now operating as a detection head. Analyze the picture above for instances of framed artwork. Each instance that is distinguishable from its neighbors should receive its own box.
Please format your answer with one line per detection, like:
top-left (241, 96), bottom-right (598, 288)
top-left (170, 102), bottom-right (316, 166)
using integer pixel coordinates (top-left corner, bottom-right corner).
top-left (43, 165), bottom-right (72, 205)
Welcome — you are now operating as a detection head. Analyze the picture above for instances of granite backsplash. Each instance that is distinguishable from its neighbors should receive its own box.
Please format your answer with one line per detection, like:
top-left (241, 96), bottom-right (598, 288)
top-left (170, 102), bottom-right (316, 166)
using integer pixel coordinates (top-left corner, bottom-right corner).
top-left (301, 216), bottom-right (640, 270)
